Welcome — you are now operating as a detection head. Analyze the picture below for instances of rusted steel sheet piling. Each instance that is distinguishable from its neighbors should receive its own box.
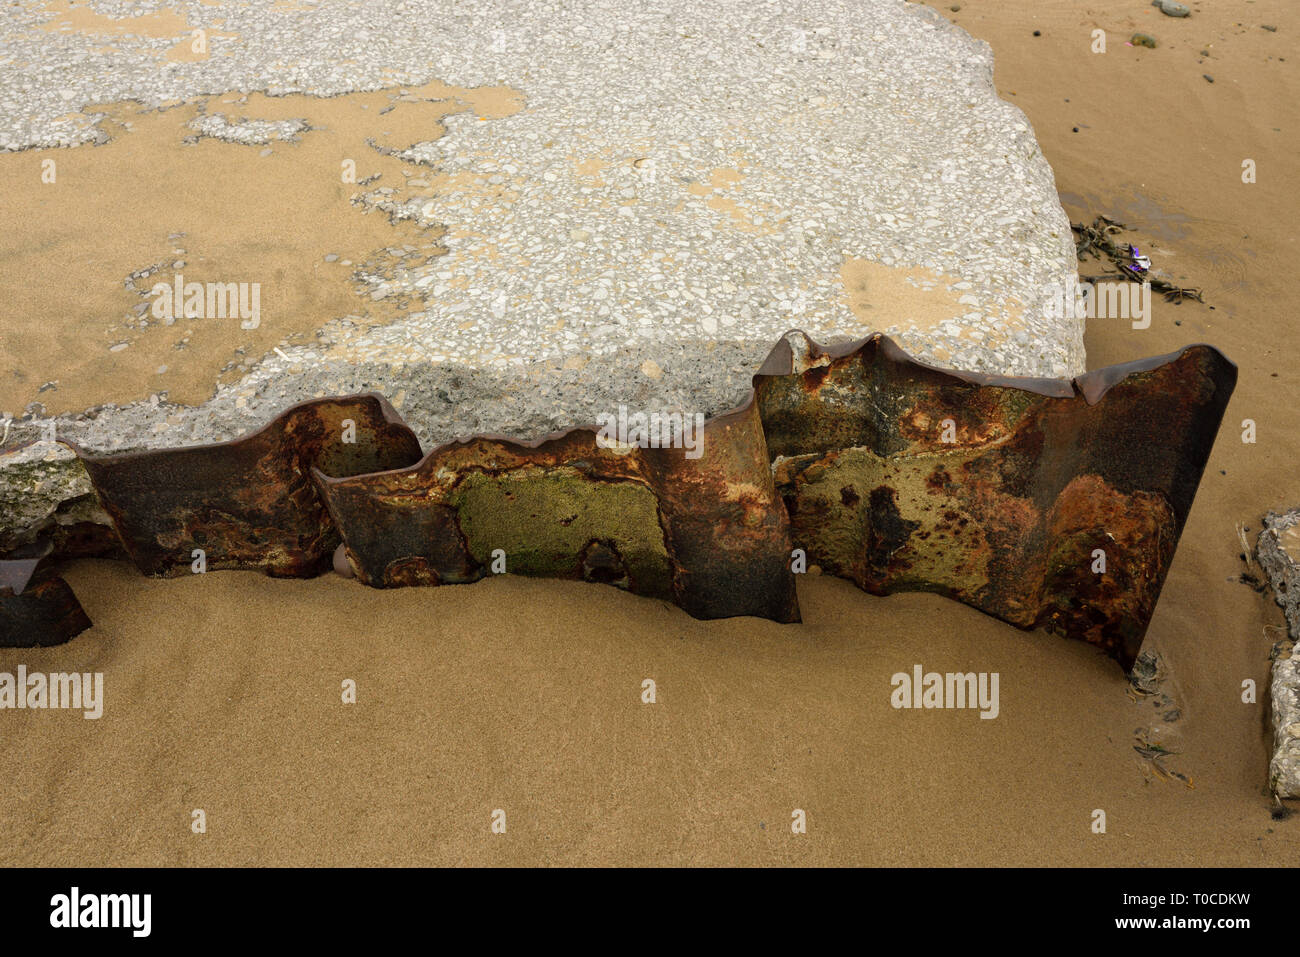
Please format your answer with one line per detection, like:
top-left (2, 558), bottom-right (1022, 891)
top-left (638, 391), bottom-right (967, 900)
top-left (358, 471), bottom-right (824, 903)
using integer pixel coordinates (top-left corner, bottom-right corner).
top-left (4, 332), bottom-right (1235, 659)
top-left (754, 332), bottom-right (1236, 669)
top-left (73, 395), bottom-right (422, 578)
top-left (315, 396), bottom-right (801, 623)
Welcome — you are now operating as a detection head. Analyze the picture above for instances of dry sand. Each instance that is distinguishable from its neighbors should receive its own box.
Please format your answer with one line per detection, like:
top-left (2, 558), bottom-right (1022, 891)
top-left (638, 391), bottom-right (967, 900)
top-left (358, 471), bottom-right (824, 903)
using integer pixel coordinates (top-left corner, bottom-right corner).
top-left (2, 0), bottom-right (1298, 865)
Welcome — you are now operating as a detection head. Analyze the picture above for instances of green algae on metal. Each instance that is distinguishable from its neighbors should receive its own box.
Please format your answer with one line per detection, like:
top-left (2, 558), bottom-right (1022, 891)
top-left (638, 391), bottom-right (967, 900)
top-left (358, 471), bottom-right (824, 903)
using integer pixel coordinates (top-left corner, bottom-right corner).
top-left (451, 469), bottom-right (675, 598)
top-left (314, 395), bottom-right (800, 624)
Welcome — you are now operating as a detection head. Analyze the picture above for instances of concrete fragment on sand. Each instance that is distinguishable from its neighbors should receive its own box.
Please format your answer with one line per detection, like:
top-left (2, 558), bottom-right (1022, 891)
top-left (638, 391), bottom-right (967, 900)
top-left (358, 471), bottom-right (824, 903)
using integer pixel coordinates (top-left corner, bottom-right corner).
top-left (1257, 508), bottom-right (1300, 798)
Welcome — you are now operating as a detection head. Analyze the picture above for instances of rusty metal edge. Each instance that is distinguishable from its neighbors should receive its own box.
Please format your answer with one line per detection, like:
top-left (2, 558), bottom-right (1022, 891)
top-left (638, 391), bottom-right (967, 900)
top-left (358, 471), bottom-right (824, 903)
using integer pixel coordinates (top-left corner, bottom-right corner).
top-left (66, 391), bottom-right (425, 579)
top-left (312, 389), bottom-right (763, 485)
top-left (310, 389), bottom-right (800, 622)
top-left (61, 390), bottom-right (411, 471)
top-left (755, 329), bottom-right (1238, 405)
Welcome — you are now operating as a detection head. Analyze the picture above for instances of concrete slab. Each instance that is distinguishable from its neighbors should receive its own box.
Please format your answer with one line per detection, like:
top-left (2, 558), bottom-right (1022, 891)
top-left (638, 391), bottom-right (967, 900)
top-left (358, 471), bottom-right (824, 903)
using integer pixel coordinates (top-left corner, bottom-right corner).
top-left (0, 0), bottom-right (1082, 547)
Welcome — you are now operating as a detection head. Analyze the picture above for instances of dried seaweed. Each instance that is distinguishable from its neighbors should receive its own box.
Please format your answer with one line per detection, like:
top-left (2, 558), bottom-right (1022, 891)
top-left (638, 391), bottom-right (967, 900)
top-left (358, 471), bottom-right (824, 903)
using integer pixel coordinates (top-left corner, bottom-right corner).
top-left (1072, 214), bottom-right (1205, 304)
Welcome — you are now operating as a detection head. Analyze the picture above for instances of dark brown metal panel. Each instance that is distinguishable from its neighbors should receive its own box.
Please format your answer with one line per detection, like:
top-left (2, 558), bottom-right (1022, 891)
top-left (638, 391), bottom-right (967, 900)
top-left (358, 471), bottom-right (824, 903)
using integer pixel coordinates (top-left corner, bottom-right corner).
top-left (641, 396), bottom-right (799, 622)
top-left (71, 394), bottom-right (423, 578)
top-left (315, 393), bottom-right (801, 623)
top-left (0, 540), bottom-right (91, 647)
top-left (754, 332), bottom-right (1237, 669)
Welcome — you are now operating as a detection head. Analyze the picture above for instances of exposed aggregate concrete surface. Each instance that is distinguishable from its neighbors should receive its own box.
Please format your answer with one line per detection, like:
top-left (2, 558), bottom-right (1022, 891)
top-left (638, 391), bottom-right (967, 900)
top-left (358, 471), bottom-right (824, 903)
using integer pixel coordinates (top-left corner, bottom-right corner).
top-left (0, 0), bottom-right (1082, 543)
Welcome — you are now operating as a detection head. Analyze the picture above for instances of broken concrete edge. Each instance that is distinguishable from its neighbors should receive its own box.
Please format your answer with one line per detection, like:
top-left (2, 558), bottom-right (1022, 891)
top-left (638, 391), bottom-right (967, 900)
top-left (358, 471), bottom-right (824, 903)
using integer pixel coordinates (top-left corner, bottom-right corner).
top-left (0, 331), bottom-right (1237, 675)
top-left (1255, 508), bottom-right (1300, 799)
top-left (1257, 509), bottom-right (1300, 641)
top-left (65, 390), bottom-right (414, 469)
top-left (1270, 654), bottom-right (1300, 801)
top-left (0, 439), bottom-right (102, 555)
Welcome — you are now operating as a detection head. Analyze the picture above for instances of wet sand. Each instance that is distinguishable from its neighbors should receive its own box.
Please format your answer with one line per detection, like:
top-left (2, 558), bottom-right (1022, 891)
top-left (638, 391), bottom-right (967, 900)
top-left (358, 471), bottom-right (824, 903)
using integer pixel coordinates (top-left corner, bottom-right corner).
top-left (2, 0), bottom-right (1298, 865)
top-left (0, 81), bottom-right (522, 414)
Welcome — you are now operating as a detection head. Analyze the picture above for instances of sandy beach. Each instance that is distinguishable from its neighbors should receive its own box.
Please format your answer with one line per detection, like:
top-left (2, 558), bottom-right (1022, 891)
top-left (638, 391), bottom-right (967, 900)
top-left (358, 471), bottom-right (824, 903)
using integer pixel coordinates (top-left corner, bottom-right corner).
top-left (1, 0), bottom-right (1297, 866)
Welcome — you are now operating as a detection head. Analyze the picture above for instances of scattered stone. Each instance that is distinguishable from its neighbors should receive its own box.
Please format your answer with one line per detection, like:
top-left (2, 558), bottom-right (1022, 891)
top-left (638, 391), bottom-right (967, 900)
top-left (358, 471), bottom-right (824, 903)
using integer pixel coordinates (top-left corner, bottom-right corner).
top-left (1203, 74), bottom-right (1214, 83)
top-left (1127, 651), bottom-right (1192, 786)
top-left (1262, 25), bottom-right (1278, 33)
top-left (639, 359), bottom-right (663, 380)
top-left (1131, 33), bottom-right (1158, 48)
top-left (1153, 0), bottom-right (1190, 18)
top-left (1128, 650), bottom-right (1162, 697)
top-left (188, 113), bottom-right (310, 146)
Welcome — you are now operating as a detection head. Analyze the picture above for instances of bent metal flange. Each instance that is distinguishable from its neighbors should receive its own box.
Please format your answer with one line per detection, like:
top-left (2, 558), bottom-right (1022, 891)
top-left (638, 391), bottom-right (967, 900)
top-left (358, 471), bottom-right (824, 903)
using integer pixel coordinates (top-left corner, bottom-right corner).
top-left (754, 332), bottom-right (1237, 670)
top-left (0, 539), bottom-right (91, 647)
top-left (0, 332), bottom-right (1236, 671)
